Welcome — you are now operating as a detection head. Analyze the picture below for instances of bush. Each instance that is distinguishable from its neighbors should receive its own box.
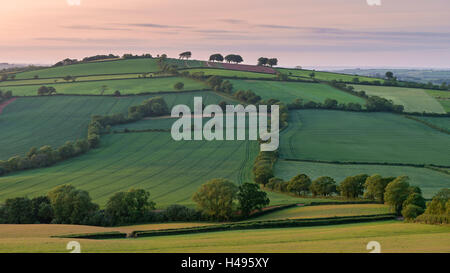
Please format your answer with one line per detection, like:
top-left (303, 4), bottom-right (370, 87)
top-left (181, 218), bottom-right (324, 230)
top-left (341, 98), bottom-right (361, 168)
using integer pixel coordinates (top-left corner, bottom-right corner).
top-left (402, 204), bottom-right (424, 221)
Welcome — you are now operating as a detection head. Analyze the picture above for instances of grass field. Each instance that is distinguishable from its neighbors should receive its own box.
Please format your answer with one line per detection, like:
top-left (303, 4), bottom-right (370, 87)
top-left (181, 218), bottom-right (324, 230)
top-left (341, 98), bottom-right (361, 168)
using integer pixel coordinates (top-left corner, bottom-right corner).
top-left (351, 84), bottom-right (446, 114)
top-left (0, 92), bottom-right (232, 160)
top-left (229, 79), bottom-right (366, 104)
top-left (3, 77), bottom-right (207, 96)
top-left (185, 68), bottom-right (276, 79)
top-left (274, 160), bottom-right (449, 198)
top-left (0, 131), bottom-right (300, 207)
top-left (425, 89), bottom-right (450, 113)
top-left (279, 110), bottom-right (450, 166)
top-left (0, 221), bottom-right (448, 253)
top-left (253, 204), bottom-right (391, 221)
top-left (414, 116), bottom-right (450, 131)
top-left (276, 68), bottom-right (384, 83)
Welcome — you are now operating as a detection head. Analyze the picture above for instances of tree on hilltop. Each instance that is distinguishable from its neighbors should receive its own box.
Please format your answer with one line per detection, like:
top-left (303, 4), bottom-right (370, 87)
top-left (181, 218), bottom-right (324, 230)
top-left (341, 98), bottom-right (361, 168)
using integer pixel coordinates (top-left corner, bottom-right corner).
top-left (179, 51), bottom-right (192, 60)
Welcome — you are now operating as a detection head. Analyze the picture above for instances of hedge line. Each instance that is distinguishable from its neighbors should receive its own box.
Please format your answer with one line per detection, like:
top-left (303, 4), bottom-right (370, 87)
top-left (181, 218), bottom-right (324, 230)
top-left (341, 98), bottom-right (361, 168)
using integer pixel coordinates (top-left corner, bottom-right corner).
top-left (281, 158), bottom-right (450, 169)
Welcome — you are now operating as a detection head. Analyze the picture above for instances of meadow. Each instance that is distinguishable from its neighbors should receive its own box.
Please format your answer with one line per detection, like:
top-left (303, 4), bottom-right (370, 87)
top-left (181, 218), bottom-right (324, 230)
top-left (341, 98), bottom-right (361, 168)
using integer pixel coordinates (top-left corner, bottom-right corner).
top-left (253, 204), bottom-right (391, 221)
top-left (229, 79), bottom-right (366, 104)
top-left (279, 110), bottom-right (450, 166)
top-left (351, 84), bottom-right (446, 114)
top-left (0, 91), bottom-right (232, 160)
top-left (2, 77), bottom-right (207, 96)
top-left (276, 68), bottom-right (384, 83)
top-left (0, 221), bottom-right (448, 253)
top-left (274, 160), bottom-right (449, 198)
top-left (184, 68), bottom-right (276, 79)
top-left (425, 89), bottom-right (450, 113)
top-left (0, 131), bottom-right (300, 207)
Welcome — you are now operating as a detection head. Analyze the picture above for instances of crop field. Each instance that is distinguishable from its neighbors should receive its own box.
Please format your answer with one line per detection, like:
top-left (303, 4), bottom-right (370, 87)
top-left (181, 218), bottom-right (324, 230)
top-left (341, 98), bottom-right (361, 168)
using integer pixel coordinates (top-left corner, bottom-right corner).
top-left (184, 68), bottom-right (276, 79)
top-left (3, 77), bottom-right (207, 96)
top-left (253, 204), bottom-right (391, 221)
top-left (279, 110), bottom-right (450, 166)
top-left (351, 85), bottom-right (446, 114)
top-left (0, 131), bottom-right (300, 207)
top-left (276, 68), bottom-right (383, 83)
top-left (1, 221), bottom-right (448, 253)
top-left (229, 79), bottom-right (366, 104)
top-left (425, 89), bottom-right (450, 112)
top-left (14, 58), bottom-right (162, 79)
top-left (274, 160), bottom-right (449, 198)
top-left (0, 91), bottom-right (231, 160)
top-left (414, 116), bottom-right (450, 131)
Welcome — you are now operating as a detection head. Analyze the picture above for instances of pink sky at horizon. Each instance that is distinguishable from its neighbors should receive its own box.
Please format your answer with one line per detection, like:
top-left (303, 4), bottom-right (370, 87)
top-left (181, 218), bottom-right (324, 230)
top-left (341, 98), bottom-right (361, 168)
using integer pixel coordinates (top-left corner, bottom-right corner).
top-left (1, 0), bottom-right (450, 68)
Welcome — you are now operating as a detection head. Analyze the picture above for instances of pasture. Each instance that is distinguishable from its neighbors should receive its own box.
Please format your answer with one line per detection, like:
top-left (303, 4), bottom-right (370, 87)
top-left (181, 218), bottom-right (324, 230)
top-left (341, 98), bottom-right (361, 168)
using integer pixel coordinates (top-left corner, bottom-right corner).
top-left (3, 77), bottom-right (207, 96)
top-left (274, 160), bottom-right (449, 198)
top-left (184, 68), bottom-right (276, 79)
top-left (351, 84), bottom-right (446, 114)
top-left (276, 68), bottom-right (383, 83)
top-left (229, 79), bottom-right (366, 104)
top-left (1, 221), bottom-right (448, 253)
top-left (279, 110), bottom-right (450, 166)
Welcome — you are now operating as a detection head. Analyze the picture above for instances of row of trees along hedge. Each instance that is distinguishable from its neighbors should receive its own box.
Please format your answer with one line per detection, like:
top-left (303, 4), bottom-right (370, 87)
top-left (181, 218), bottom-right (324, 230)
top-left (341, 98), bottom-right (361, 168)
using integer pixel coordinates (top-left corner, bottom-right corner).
top-left (350, 75), bottom-right (450, 91)
top-left (415, 188), bottom-right (449, 224)
top-left (53, 54), bottom-right (150, 67)
top-left (0, 97), bottom-right (169, 176)
top-left (257, 57), bottom-right (278, 67)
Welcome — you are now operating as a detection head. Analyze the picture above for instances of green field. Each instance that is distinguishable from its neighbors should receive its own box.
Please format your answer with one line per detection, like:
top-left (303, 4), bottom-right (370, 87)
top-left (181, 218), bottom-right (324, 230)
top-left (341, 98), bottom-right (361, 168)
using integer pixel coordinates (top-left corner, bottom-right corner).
top-left (1, 221), bottom-right (448, 253)
top-left (253, 204), bottom-right (391, 221)
top-left (185, 68), bottom-right (276, 79)
top-left (3, 77), bottom-right (207, 96)
top-left (0, 92), bottom-right (232, 160)
top-left (279, 110), bottom-right (450, 166)
top-left (0, 131), bottom-right (300, 207)
top-left (229, 79), bottom-right (366, 104)
top-left (274, 160), bottom-right (449, 198)
top-left (351, 84), bottom-right (446, 114)
top-left (276, 68), bottom-right (384, 83)
top-left (414, 116), bottom-right (450, 131)
top-left (425, 89), bottom-right (450, 113)
top-left (15, 58), bottom-right (162, 79)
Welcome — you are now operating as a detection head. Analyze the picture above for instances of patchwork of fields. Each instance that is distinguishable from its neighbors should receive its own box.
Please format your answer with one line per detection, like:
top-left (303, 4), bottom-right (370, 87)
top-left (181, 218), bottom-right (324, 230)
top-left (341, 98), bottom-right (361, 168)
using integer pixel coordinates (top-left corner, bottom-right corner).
top-left (276, 68), bottom-right (383, 83)
top-left (279, 110), bottom-right (450, 166)
top-left (351, 84), bottom-right (446, 114)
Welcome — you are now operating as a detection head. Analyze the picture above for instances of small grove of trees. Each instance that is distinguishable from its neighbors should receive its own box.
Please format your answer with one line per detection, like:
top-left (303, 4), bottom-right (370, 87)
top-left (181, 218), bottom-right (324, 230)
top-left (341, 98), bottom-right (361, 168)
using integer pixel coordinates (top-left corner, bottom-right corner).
top-left (415, 188), bottom-right (449, 224)
top-left (224, 54), bottom-right (243, 64)
top-left (257, 57), bottom-right (278, 67)
top-left (37, 86), bottom-right (56, 96)
top-left (192, 179), bottom-right (270, 221)
top-left (106, 189), bottom-right (156, 225)
top-left (209, 54), bottom-right (224, 62)
top-left (179, 51), bottom-right (192, 60)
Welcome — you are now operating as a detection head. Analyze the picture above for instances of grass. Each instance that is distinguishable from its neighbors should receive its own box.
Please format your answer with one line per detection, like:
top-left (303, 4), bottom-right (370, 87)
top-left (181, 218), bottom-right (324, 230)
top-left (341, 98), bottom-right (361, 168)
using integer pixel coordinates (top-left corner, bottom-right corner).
top-left (0, 131), bottom-right (299, 207)
top-left (274, 160), bottom-right (450, 198)
top-left (279, 110), bottom-right (450, 166)
top-left (0, 91), bottom-right (232, 160)
top-left (229, 79), bottom-right (366, 104)
top-left (276, 68), bottom-right (384, 83)
top-left (425, 89), bottom-right (450, 113)
top-left (351, 84), bottom-right (446, 114)
top-left (185, 68), bottom-right (276, 79)
top-left (413, 116), bottom-right (450, 131)
top-left (253, 204), bottom-right (391, 221)
top-left (0, 221), bottom-right (448, 252)
top-left (3, 77), bottom-right (207, 96)
top-left (14, 58), bottom-right (161, 79)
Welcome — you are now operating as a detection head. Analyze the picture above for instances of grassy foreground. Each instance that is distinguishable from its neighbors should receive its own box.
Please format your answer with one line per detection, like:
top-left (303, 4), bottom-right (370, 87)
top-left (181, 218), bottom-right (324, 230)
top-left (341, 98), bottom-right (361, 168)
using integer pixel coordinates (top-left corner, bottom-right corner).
top-left (0, 221), bottom-right (448, 253)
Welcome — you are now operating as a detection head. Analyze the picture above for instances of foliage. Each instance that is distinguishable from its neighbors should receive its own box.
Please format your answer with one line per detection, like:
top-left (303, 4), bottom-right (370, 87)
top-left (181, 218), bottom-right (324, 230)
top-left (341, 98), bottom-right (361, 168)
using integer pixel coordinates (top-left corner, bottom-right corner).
top-left (237, 183), bottom-right (270, 218)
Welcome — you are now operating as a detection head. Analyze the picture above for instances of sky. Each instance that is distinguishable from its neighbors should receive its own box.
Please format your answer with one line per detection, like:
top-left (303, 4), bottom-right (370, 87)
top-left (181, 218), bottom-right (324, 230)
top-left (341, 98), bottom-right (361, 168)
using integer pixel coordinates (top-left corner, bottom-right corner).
top-left (1, 0), bottom-right (450, 68)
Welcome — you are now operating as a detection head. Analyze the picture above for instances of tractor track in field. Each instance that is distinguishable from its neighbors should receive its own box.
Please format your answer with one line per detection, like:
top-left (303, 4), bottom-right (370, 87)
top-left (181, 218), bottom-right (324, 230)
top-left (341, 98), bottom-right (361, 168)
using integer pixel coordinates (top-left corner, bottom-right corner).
top-left (0, 98), bottom-right (16, 114)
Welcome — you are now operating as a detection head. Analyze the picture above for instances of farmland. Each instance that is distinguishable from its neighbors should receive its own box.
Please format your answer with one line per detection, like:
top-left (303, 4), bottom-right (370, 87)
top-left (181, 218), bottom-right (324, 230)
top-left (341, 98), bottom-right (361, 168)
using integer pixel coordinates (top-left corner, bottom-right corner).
top-left (229, 79), bottom-right (366, 104)
top-left (253, 204), bottom-right (391, 221)
top-left (0, 221), bottom-right (449, 253)
top-left (0, 91), bottom-right (232, 160)
top-left (425, 89), bottom-right (450, 113)
top-left (279, 110), bottom-right (450, 166)
top-left (351, 84), bottom-right (446, 114)
top-left (276, 68), bottom-right (384, 83)
top-left (184, 68), bottom-right (276, 79)
top-left (274, 160), bottom-right (449, 198)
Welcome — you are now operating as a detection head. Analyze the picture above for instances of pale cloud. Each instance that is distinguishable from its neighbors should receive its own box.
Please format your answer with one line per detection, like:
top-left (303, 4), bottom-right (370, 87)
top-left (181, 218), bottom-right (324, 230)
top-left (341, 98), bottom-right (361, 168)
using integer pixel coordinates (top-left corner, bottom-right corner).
top-left (66, 0), bottom-right (81, 6)
top-left (367, 0), bottom-right (382, 6)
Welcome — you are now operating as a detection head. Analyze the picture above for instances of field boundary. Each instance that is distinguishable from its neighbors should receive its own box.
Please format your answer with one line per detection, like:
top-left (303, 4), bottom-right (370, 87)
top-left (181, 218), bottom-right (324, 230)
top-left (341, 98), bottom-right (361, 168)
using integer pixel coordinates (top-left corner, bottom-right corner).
top-left (0, 98), bottom-right (17, 114)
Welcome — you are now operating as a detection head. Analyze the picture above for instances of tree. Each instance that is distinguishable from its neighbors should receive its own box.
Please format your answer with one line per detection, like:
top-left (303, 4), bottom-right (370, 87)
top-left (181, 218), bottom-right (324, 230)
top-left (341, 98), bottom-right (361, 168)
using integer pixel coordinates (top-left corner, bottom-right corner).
top-left (309, 72), bottom-right (315, 79)
top-left (47, 185), bottom-right (99, 224)
top-left (402, 204), bottom-right (424, 221)
top-left (225, 54), bottom-right (243, 64)
top-left (403, 193), bottom-right (426, 210)
top-left (310, 176), bottom-right (337, 197)
top-left (209, 54), bottom-right (224, 62)
top-left (257, 57), bottom-right (269, 66)
top-left (287, 174), bottom-right (311, 196)
top-left (363, 174), bottom-right (395, 202)
top-left (385, 71), bottom-right (394, 80)
top-left (114, 90), bottom-right (121, 96)
top-left (179, 51), bottom-right (192, 60)
top-left (237, 183), bottom-right (270, 218)
top-left (37, 86), bottom-right (56, 96)
top-left (339, 174), bottom-right (368, 199)
top-left (384, 176), bottom-right (410, 215)
top-left (3, 197), bottom-right (34, 224)
top-left (192, 178), bottom-right (238, 221)
top-left (424, 188), bottom-right (449, 215)
top-left (267, 58), bottom-right (278, 67)
top-left (174, 82), bottom-right (184, 90)
top-left (253, 166), bottom-right (273, 185)
top-left (106, 188), bottom-right (155, 225)
top-left (31, 196), bottom-right (53, 224)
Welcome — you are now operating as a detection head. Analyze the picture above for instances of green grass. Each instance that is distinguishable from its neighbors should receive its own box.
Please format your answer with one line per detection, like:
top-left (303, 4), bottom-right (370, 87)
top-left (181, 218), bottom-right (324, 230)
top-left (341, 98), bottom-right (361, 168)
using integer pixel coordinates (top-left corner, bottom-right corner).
top-left (279, 110), bottom-right (450, 166)
top-left (253, 204), bottom-right (391, 221)
top-left (185, 68), bottom-right (276, 79)
top-left (276, 68), bottom-right (384, 83)
top-left (425, 89), bottom-right (450, 113)
top-left (0, 92), bottom-right (231, 160)
top-left (3, 77), bottom-right (207, 96)
top-left (15, 58), bottom-right (161, 79)
top-left (0, 131), bottom-right (300, 207)
top-left (1, 221), bottom-right (448, 252)
top-left (229, 79), bottom-right (366, 104)
top-left (414, 116), bottom-right (450, 131)
top-left (351, 84), bottom-right (446, 114)
top-left (274, 160), bottom-right (449, 198)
